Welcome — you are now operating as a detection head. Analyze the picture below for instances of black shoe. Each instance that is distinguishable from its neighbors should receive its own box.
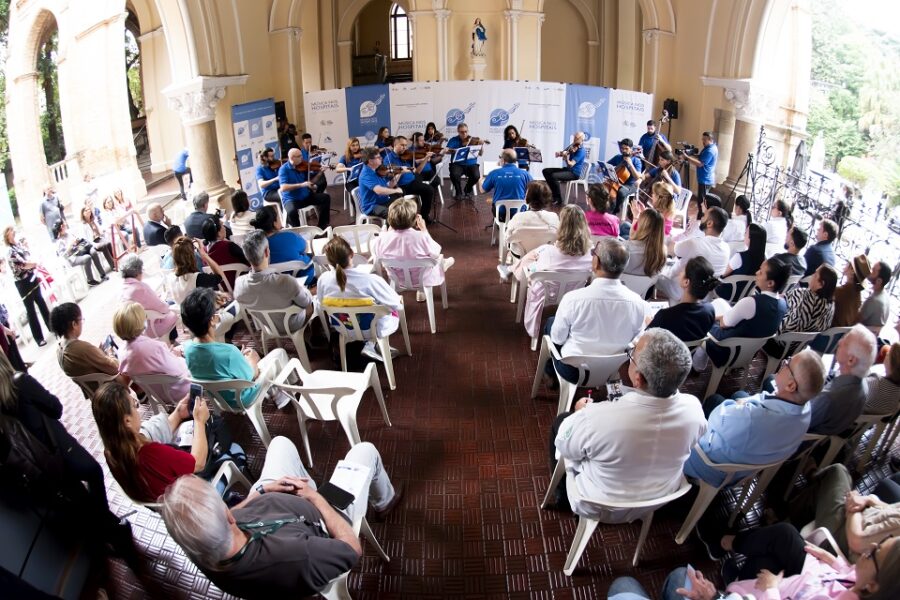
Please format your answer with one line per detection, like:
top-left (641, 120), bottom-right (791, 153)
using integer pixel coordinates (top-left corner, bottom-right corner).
top-left (87, 279), bottom-right (101, 286)
top-left (695, 518), bottom-right (727, 560)
top-left (721, 557), bottom-right (741, 584)
top-left (100, 274), bottom-right (109, 281)
top-left (36, 339), bottom-right (47, 347)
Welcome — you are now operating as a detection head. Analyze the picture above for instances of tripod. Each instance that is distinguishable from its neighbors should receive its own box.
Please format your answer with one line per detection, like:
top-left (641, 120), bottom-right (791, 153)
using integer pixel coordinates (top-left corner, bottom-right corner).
top-left (725, 153), bottom-right (756, 213)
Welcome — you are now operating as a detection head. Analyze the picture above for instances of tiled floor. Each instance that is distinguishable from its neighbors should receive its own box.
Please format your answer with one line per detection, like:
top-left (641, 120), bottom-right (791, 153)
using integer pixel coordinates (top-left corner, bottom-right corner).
top-left (18, 183), bottom-right (896, 599)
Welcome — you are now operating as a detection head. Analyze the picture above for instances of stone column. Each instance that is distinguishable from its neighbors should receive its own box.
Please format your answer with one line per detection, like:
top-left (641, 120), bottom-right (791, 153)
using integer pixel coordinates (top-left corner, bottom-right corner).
top-left (535, 14), bottom-right (545, 81)
top-left (504, 10), bottom-right (521, 80)
top-left (337, 40), bottom-right (353, 88)
top-left (434, 9), bottom-right (450, 81)
top-left (714, 107), bottom-right (736, 196)
top-left (587, 41), bottom-right (600, 85)
top-left (163, 75), bottom-right (248, 210)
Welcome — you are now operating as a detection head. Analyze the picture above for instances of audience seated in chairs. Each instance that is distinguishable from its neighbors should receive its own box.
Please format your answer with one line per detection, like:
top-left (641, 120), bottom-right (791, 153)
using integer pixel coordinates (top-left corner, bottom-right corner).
top-left (543, 237), bottom-right (648, 385)
top-left (159, 437), bottom-right (403, 598)
top-left (113, 302), bottom-right (190, 402)
top-left (169, 237), bottom-right (238, 341)
top-left (516, 205), bottom-right (593, 341)
top-left (694, 257), bottom-right (790, 372)
top-left (647, 256), bottom-right (719, 343)
top-left (50, 301), bottom-right (127, 385)
top-left (831, 254), bottom-right (870, 327)
top-left (670, 195), bottom-right (704, 244)
top-left (547, 328), bottom-right (706, 517)
top-left (621, 181), bottom-right (675, 239)
top-left (370, 196), bottom-right (455, 303)
top-left (201, 214), bottom-right (249, 289)
top-left (120, 253), bottom-right (179, 343)
top-left (53, 220), bottom-right (110, 286)
top-left (773, 226), bottom-right (809, 277)
top-left (78, 204), bottom-right (116, 268)
top-left (764, 199), bottom-right (792, 258)
top-left (250, 205), bottom-right (313, 284)
top-left (808, 324), bottom-right (877, 435)
top-left (722, 222), bottom-right (767, 280)
top-left (0, 352), bottom-right (131, 549)
top-left (863, 342), bottom-right (900, 415)
top-left (318, 235), bottom-right (403, 363)
top-left (584, 185), bottom-right (619, 237)
top-left (161, 226), bottom-right (203, 271)
top-left (683, 349), bottom-right (825, 487)
top-left (482, 148), bottom-right (533, 220)
top-left (657, 206), bottom-right (730, 302)
top-left (90, 380), bottom-right (221, 503)
top-left (180, 287), bottom-right (290, 410)
top-left (804, 218), bottom-right (838, 277)
top-left (622, 207), bottom-right (667, 278)
top-left (763, 263), bottom-right (837, 358)
top-left (233, 230), bottom-right (315, 333)
top-left (184, 192), bottom-right (232, 240)
top-left (229, 190), bottom-right (256, 237)
top-left (500, 181), bottom-right (559, 280)
top-left (720, 194), bottom-right (751, 244)
top-left (143, 202), bottom-right (172, 247)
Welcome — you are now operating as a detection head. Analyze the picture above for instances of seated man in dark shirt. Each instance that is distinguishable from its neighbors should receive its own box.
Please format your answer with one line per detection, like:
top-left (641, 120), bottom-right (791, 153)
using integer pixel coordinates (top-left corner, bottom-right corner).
top-left (184, 192), bottom-right (232, 239)
top-left (773, 227), bottom-right (808, 277)
top-left (160, 437), bottom-right (403, 599)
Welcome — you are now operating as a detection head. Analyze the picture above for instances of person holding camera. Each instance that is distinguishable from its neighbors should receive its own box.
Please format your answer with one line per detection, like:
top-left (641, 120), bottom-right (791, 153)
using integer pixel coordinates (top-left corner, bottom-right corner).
top-left (681, 131), bottom-right (718, 202)
top-left (53, 220), bottom-right (109, 286)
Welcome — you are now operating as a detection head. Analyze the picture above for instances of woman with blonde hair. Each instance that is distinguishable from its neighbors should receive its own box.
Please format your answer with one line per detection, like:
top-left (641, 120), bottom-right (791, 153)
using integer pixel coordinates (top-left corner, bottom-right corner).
top-left (518, 205), bottom-right (593, 340)
top-left (317, 236), bottom-right (403, 362)
top-left (370, 196), bottom-right (455, 301)
top-left (113, 302), bottom-right (190, 401)
top-left (624, 207), bottom-right (667, 277)
top-left (626, 181), bottom-right (675, 239)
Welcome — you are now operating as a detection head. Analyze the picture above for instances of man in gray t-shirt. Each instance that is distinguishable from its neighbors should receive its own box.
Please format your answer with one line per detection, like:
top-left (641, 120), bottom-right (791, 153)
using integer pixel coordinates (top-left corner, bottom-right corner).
top-left (39, 187), bottom-right (66, 238)
top-left (859, 261), bottom-right (892, 336)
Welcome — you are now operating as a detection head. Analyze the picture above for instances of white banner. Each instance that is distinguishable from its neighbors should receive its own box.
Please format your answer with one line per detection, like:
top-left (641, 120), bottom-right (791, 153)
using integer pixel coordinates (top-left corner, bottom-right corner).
top-left (304, 89), bottom-right (350, 184)
top-left (520, 82), bottom-right (567, 179)
top-left (389, 82), bottom-right (436, 139)
top-left (606, 88), bottom-right (655, 164)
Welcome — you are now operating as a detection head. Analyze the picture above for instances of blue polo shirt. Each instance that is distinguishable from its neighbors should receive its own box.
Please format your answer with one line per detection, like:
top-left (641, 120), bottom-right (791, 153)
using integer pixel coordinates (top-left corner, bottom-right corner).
top-left (697, 143), bottom-right (718, 185)
top-left (338, 155), bottom-right (363, 168)
top-left (567, 146), bottom-right (587, 176)
top-left (446, 136), bottom-right (479, 166)
top-left (383, 150), bottom-right (416, 186)
top-left (173, 149), bottom-right (189, 173)
top-left (482, 163), bottom-right (533, 203)
top-left (256, 164), bottom-right (280, 194)
top-left (638, 131), bottom-right (669, 159)
top-left (358, 165), bottom-right (393, 215)
top-left (648, 166), bottom-right (681, 189)
top-left (608, 155), bottom-right (642, 185)
top-left (278, 162), bottom-right (310, 205)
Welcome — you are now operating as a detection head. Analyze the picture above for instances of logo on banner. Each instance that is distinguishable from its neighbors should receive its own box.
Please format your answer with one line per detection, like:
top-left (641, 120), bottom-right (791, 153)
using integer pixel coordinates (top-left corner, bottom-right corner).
top-left (359, 94), bottom-right (386, 119)
top-left (577, 99), bottom-right (607, 119)
top-left (489, 103), bottom-right (520, 127)
top-left (446, 103), bottom-right (476, 127)
top-left (265, 118), bottom-right (274, 131)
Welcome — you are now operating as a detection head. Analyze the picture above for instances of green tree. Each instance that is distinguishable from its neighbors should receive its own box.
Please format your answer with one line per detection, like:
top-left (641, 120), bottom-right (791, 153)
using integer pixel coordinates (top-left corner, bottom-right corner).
top-left (37, 29), bottom-right (65, 165)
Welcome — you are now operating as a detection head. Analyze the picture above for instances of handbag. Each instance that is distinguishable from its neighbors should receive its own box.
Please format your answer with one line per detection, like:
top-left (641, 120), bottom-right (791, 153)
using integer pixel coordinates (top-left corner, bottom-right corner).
top-left (66, 238), bottom-right (92, 258)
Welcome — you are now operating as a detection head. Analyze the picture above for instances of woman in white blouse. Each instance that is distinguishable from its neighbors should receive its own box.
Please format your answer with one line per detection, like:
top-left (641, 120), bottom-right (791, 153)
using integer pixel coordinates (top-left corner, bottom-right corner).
top-left (763, 199), bottom-right (791, 257)
top-left (504, 181), bottom-right (560, 253)
top-left (229, 189), bottom-right (256, 237)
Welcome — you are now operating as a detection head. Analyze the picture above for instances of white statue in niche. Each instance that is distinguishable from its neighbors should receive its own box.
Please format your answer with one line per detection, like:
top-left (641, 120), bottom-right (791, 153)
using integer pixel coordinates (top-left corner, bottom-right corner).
top-left (471, 18), bottom-right (487, 57)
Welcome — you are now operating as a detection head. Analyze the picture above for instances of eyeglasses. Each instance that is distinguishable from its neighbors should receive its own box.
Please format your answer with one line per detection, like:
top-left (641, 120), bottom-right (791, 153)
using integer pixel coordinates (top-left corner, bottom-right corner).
top-left (863, 535), bottom-right (894, 576)
top-left (625, 346), bottom-right (636, 365)
top-left (780, 357), bottom-right (797, 383)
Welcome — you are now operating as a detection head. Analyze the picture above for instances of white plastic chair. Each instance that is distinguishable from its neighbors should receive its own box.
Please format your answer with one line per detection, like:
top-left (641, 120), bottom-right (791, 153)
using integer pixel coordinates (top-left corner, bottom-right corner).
top-left (134, 459), bottom-right (251, 512)
top-left (785, 273), bottom-right (803, 292)
top-left (272, 359), bottom-right (391, 467)
top-left (781, 432), bottom-right (834, 501)
top-left (333, 172), bottom-right (350, 214)
top-left (333, 224), bottom-right (382, 258)
top-left (229, 233), bottom-right (246, 246)
top-left (620, 273), bottom-right (658, 299)
top-left (203, 263), bottom-right (250, 295)
top-left (727, 241), bottom-right (746, 257)
top-left (490, 199), bottom-right (526, 261)
top-left (319, 506), bottom-right (391, 600)
top-left (244, 305), bottom-right (318, 372)
top-left (504, 227), bottom-right (557, 288)
top-left (72, 372), bottom-right (118, 399)
top-left (541, 456), bottom-right (691, 572)
top-left (811, 325), bottom-right (852, 356)
top-left (714, 274), bottom-right (757, 305)
top-left (143, 307), bottom-right (178, 341)
top-left (269, 259), bottom-right (314, 278)
top-left (129, 373), bottom-right (187, 413)
top-left (192, 357), bottom-right (285, 447)
top-left (283, 225), bottom-right (327, 257)
top-left (563, 162), bottom-right (592, 205)
top-left (350, 187), bottom-right (385, 228)
top-left (377, 256), bottom-right (448, 334)
top-left (762, 330), bottom-right (819, 379)
top-left (515, 270), bottom-right (592, 350)
top-left (845, 412), bottom-right (895, 472)
top-left (674, 187), bottom-right (692, 216)
top-left (675, 446), bottom-right (785, 543)
top-left (531, 335), bottom-right (628, 414)
top-left (320, 303), bottom-right (412, 390)
top-left (702, 333), bottom-right (774, 400)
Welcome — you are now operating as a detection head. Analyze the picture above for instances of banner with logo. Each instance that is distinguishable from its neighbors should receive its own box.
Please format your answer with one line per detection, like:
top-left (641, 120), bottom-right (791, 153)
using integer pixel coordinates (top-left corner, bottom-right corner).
top-left (519, 82), bottom-right (567, 178)
top-left (231, 98), bottom-right (279, 210)
top-left (564, 84), bottom-right (611, 167)
top-left (607, 88), bottom-right (655, 165)
top-left (432, 81), bottom-right (481, 140)
top-left (389, 82), bottom-right (436, 139)
top-left (345, 84), bottom-right (391, 147)
top-left (304, 88), bottom-right (350, 184)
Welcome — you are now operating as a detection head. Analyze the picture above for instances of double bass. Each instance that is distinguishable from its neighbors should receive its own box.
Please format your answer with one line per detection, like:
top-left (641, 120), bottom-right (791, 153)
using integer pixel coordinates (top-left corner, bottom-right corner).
top-left (644, 109), bottom-right (670, 168)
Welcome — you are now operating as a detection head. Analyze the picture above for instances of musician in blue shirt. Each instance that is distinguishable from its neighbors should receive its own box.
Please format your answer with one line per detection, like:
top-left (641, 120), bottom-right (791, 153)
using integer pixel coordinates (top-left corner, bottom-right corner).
top-left (255, 147), bottom-right (281, 206)
top-left (482, 149), bottom-right (533, 220)
top-left (358, 147), bottom-right (404, 217)
top-left (645, 150), bottom-right (682, 193)
top-left (684, 131), bottom-right (718, 202)
top-left (637, 120), bottom-right (670, 169)
top-left (278, 148), bottom-right (332, 229)
top-left (299, 133), bottom-right (327, 194)
top-left (383, 136), bottom-right (435, 222)
top-left (445, 123), bottom-right (482, 199)
top-left (172, 147), bottom-right (191, 200)
top-left (607, 138), bottom-right (643, 215)
top-left (335, 138), bottom-right (364, 194)
top-left (541, 131), bottom-right (586, 205)
top-left (411, 132), bottom-right (441, 189)
top-left (503, 125), bottom-right (530, 170)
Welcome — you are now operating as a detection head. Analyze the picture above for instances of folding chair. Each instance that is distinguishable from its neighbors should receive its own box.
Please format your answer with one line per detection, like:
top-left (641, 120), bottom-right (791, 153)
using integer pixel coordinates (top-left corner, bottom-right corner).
top-left (515, 270), bottom-right (592, 350)
top-left (564, 162), bottom-right (592, 205)
top-left (762, 330), bottom-right (819, 379)
top-left (244, 305), bottom-right (319, 372)
top-left (129, 373), bottom-right (188, 413)
top-left (715, 274), bottom-right (757, 305)
top-left (620, 273), bottom-right (658, 299)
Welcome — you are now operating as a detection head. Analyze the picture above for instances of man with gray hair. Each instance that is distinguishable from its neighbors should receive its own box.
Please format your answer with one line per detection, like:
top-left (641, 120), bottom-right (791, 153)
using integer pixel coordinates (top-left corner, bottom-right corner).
top-left (160, 436), bottom-right (403, 598)
top-left (120, 253), bottom-right (179, 341)
top-left (548, 328), bottom-right (706, 521)
top-left (183, 192), bottom-right (232, 240)
top-left (143, 202), bottom-right (172, 246)
top-left (808, 324), bottom-right (877, 435)
top-left (481, 147), bottom-right (533, 220)
top-left (683, 349), bottom-right (826, 489)
top-left (233, 230), bottom-right (314, 334)
top-left (544, 237), bottom-right (648, 384)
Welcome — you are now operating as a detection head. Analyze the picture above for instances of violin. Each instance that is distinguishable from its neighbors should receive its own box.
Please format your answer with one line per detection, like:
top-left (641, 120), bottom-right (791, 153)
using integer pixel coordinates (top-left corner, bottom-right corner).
top-left (465, 137), bottom-right (490, 146)
top-left (267, 159), bottom-right (282, 170)
top-left (376, 165), bottom-right (408, 178)
top-left (555, 142), bottom-right (580, 158)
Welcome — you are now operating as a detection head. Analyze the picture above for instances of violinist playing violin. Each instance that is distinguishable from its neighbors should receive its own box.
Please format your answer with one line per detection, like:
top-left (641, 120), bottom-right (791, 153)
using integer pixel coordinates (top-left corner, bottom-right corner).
top-left (278, 148), bottom-right (332, 229)
top-left (644, 149), bottom-right (682, 195)
top-left (335, 138), bottom-right (364, 193)
top-left (445, 123), bottom-right (483, 200)
top-left (411, 132), bottom-right (443, 191)
top-left (607, 138), bottom-right (643, 215)
top-left (256, 147), bottom-right (282, 206)
top-left (300, 133), bottom-right (328, 194)
top-left (542, 131), bottom-right (587, 205)
top-left (358, 147), bottom-right (405, 218)
top-left (383, 136), bottom-right (434, 222)
top-left (502, 125), bottom-right (530, 170)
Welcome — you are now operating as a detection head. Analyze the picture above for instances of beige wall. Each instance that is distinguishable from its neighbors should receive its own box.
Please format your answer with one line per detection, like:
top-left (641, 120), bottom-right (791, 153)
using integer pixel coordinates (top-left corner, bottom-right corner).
top-left (541, 1), bottom-right (588, 84)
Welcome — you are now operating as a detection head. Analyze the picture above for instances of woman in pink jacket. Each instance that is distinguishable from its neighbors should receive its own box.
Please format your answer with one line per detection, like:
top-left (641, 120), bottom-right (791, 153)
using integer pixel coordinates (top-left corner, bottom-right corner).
top-left (119, 253), bottom-right (179, 342)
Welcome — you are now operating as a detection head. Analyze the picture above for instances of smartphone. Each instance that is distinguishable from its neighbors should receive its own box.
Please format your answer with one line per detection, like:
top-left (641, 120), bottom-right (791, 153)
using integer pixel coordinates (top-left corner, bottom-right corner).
top-left (317, 482), bottom-right (355, 510)
top-left (189, 383), bottom-right (203, 413)
top-left (684, 564), bottom-right (695, 592)
top-left (99, 334), bottom-right (117, 354)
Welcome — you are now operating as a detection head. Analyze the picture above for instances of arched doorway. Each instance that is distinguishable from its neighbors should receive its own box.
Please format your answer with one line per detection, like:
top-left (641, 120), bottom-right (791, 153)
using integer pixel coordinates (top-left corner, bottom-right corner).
top-left (35, 16), bottom-right (66, 166)
top-left (124, 9), bottom-right (151, 173)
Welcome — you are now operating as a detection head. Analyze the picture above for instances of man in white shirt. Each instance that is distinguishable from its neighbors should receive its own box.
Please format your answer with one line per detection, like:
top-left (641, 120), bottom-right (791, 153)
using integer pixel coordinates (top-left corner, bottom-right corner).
top-left (548, 328), bottom-right (707, 521)
top-left (657, 206), bottom-right (730, 302)
top-left (544, 237), bottom-right (648, 384)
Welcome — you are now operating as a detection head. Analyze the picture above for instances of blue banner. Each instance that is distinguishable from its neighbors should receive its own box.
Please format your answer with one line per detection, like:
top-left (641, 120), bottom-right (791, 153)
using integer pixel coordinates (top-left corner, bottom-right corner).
top-left (564, 85), bottom-right (611, 165)
top-left (231, 98), bottom-right (278, 211)
top-left (345, 84), bottom-right (391, 147)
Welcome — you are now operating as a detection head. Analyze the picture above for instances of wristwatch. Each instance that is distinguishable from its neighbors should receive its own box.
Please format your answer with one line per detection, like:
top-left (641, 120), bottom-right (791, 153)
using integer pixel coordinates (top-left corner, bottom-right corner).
top-left (255, 483), bottom-right (266, 495)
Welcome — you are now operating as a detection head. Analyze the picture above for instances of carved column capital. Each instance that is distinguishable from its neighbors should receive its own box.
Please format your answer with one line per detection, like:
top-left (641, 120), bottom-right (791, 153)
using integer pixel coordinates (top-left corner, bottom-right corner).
top-left (163, 75), bottom-right (249, 126)
top-left (702, 77), bottom-right (774, 122)
top-left (504, 9), bottom-right (522, 23)
top-left (434, 9), bottom-right (450, 23)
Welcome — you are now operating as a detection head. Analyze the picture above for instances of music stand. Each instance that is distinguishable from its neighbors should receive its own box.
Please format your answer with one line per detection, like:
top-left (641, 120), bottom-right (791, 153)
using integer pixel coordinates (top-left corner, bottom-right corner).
top-left (514, 147), bottom-right (531, 169)
top-left (347, 162), bottom-right (364, 184)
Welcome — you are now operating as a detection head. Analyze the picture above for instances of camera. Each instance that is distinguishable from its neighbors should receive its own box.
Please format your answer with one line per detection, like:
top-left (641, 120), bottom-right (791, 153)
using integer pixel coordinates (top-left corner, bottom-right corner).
top-left (675, 143), bottom-right (699, 157)
top-left (214, 208), bottom-right (224, 219)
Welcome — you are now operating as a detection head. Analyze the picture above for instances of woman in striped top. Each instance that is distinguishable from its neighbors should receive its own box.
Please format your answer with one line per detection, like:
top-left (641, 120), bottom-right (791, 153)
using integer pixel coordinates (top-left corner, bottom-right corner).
top-left (864, 342), bottom-right (900, 416)
top-left (763, 263), bottom-right (838, 358)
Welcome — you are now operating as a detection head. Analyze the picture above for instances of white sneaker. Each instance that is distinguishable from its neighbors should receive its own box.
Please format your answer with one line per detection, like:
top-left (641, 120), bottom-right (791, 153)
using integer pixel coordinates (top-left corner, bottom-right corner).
top-left (361, 341), bottom-right (384, 362)
top-left (497, 264), bottom-right (511, 281)
top-left (442, 257), bottom-right (455, 271)
top-left (416, 291), bottom-right (426, 302)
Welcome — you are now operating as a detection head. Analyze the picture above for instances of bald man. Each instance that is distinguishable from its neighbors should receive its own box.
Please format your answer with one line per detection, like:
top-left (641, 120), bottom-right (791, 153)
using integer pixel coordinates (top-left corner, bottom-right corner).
top-left (482, 148), bottom-right (533, 220)
top-left (143, 202), bottom-right (172, 246)
top-left (278, 147), bottom-right (332, 229)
